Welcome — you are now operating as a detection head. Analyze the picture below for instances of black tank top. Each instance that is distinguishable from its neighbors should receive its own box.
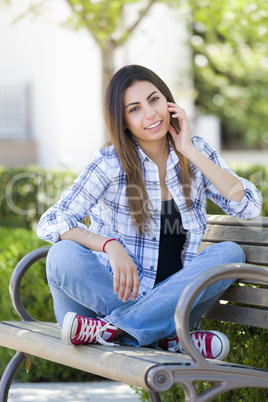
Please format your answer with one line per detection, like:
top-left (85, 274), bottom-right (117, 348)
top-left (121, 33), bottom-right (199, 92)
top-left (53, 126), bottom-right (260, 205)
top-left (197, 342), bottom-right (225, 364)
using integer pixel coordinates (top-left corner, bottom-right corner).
top-left (155, 199), bottom-right (187, 285)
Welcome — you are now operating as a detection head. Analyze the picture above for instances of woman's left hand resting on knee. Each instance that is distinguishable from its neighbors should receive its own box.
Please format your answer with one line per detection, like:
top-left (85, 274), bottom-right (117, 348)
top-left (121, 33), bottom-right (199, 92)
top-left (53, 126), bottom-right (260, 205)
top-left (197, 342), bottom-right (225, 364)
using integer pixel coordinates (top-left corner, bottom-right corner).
top-left (60, 229), bottom-right (139, 303)
top-left (105, 240), bottom-right (140, 302)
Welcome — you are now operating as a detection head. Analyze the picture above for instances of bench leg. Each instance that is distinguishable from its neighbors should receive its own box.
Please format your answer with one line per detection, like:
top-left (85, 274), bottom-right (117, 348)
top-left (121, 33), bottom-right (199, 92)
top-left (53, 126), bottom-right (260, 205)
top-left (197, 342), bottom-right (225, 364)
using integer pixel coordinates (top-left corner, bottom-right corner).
top-left (0, 351), bottom-right (26, 402)
top-left (148, 391), bottom-right (161, 402)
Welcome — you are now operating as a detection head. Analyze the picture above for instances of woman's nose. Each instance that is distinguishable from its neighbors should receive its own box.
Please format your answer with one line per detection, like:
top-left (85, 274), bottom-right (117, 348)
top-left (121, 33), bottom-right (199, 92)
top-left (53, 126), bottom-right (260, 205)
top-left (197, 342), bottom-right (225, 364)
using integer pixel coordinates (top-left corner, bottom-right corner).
top-left (144, 105), bottom-right (155, 119)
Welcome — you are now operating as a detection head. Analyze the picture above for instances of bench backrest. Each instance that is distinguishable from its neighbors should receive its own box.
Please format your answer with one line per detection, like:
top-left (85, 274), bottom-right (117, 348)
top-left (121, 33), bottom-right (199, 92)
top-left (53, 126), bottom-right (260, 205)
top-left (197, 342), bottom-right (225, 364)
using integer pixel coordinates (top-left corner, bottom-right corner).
top-left (200, 215), bottom-right (268, 329)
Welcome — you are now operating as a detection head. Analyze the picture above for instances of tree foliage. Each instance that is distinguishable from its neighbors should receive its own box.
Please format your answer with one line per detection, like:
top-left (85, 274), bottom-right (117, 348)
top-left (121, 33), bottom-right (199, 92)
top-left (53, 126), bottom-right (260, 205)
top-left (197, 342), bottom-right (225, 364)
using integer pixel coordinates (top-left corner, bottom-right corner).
top-left (1, 0), bottom-right (159, 47)
top-left (0, 0), bottom-right (180, 98)
top-left (188, 0), bottom-right (268, 149)
top-left (63, 0), bottom-right (157, 49)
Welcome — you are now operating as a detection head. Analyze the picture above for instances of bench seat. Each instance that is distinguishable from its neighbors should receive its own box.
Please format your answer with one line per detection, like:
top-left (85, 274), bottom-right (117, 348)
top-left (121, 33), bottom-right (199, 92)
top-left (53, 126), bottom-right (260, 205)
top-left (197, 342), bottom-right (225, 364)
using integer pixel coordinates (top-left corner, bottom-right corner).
top-left (0, 319), bottom-right (268, 401)
top-left (0, 321), bottom-right (192, 390)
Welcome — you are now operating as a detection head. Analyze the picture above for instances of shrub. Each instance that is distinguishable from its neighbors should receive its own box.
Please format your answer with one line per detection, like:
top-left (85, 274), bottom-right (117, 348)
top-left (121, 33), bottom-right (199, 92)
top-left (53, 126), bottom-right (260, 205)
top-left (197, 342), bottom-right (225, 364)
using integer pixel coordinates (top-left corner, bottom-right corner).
top-left (0, 166), bottom-right (76, 230)
top-left (207, 164), bottom-right (268, 216)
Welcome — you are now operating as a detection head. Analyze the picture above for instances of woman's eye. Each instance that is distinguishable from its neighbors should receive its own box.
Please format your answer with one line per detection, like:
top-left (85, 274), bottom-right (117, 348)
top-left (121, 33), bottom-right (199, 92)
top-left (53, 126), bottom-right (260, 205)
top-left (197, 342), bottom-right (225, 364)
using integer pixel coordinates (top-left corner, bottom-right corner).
top-left (130, 106), bottom-right (139, 113)
top-left (151, 96), bottom-right (159, 103)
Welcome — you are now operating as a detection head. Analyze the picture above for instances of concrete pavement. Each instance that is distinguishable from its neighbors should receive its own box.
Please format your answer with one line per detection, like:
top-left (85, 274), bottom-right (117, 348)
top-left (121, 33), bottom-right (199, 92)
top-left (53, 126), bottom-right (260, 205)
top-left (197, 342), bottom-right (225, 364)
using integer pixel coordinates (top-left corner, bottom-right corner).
top-left (8, 381), bottom-right (142, 401)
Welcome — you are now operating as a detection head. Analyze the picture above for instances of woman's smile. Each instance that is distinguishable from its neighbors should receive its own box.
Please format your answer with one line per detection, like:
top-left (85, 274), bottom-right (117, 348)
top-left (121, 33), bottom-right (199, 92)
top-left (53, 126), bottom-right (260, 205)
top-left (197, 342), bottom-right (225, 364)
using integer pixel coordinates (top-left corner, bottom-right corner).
top-left (123, 81), bottom-right (170, 146)
top-left (145, 120), bottom-right (163, 131)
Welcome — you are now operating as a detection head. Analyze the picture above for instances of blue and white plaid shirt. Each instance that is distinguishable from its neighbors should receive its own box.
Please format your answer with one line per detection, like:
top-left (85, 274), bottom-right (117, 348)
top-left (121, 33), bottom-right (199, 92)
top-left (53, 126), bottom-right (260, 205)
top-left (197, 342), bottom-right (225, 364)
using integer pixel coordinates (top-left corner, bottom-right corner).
top-left (37, 136), bottom-right (262, 299)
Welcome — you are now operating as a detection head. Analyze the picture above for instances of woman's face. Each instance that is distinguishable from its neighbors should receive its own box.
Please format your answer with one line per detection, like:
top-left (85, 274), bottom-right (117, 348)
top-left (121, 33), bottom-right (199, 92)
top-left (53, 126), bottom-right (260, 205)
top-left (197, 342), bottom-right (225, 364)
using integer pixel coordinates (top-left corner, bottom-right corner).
top-left (123, 80), bottom-right (170, 148)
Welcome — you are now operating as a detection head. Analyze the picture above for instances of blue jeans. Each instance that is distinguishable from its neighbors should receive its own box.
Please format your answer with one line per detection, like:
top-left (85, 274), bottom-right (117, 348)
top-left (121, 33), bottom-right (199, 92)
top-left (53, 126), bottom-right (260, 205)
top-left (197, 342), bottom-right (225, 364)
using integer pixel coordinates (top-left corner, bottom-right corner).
top-left (46, 240), bottom-right (245, 347)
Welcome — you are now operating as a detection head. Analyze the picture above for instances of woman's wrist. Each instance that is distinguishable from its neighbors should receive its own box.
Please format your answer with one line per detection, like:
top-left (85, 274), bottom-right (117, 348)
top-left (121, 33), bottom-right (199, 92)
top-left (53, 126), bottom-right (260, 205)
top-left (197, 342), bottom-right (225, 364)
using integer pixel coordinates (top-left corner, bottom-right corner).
top-left (103, 238), bottom-right (117, 253)
top-left (181, 143), bottom-right (198, 161)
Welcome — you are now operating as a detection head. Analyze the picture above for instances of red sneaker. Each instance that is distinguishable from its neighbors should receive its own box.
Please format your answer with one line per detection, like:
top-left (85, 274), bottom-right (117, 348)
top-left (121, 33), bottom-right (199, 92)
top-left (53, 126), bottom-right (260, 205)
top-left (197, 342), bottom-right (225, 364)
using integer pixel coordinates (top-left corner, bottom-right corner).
top-left (61, 312), bottom-right (118, 346)
top-left (165, 330), bottom-right (230, 360)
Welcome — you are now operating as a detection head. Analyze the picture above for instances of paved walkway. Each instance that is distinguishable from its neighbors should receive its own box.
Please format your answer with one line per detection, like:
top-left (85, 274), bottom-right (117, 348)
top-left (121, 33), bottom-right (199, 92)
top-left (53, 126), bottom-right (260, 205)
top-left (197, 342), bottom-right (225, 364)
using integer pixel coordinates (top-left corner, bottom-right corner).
top-left (9, 381), bottom-right (141, 401)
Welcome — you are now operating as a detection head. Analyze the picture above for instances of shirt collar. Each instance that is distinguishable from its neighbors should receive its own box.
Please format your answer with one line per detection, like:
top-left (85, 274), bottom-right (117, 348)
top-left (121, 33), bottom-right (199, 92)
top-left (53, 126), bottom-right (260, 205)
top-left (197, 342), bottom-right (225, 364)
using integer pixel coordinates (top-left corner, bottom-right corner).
top-left (166, 141), bottom-right (180, 171)
top-left (133, 139), bottom-right (151, 163)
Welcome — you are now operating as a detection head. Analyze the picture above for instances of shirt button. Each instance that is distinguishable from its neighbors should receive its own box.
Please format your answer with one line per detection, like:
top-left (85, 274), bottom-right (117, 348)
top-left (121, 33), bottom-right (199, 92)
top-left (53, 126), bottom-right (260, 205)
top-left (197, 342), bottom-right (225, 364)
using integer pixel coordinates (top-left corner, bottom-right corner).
top-left (152, 237), bottom-right (156, 241)
top-left (150, 265), bottom-right (154, 270)
top-left (153, 182), bottom-right (157, 185)
top-left (142, 291), bottom-right (147, 296)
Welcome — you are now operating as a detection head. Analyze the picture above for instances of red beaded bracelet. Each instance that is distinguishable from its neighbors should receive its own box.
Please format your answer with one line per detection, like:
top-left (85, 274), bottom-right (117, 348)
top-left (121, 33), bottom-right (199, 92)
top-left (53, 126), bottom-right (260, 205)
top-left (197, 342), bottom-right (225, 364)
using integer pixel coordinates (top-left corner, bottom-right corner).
top-left (103, 238), bottom-right (117, 253)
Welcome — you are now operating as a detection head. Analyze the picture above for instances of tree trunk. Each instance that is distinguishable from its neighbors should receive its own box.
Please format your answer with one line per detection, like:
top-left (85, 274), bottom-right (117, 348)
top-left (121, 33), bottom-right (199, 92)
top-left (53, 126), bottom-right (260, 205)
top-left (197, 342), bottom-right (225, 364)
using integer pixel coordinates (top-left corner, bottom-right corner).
top-left (101, 44), bottom-right (116, 142)
top-left (101, 44), bottom-right (116, 104)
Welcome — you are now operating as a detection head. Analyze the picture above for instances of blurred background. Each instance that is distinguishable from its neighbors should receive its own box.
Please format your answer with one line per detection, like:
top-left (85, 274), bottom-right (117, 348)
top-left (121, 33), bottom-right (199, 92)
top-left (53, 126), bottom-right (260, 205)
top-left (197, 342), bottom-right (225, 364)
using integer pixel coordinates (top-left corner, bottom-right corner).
top-left (0, 0), bottom-right (267, 398)
top-left (0, 0), bottom-right (267, 171)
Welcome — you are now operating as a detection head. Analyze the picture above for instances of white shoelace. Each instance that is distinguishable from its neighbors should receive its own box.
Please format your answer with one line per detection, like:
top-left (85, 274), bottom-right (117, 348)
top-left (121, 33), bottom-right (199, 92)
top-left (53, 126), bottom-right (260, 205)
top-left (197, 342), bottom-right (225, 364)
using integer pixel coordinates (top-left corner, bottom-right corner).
top-left (191, 333), bottom-right (208, 357)
top-left (168, 333), bottom-right (208, 357)
top-left (76, 317), bottom-right (116, 346)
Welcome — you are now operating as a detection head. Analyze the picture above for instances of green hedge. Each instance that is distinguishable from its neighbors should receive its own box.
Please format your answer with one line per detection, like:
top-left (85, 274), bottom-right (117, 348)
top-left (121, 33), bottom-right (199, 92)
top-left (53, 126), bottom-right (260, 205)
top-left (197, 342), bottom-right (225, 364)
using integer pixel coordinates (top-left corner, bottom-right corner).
top-left (0, 227), bottom-right (103, 382)
top-left (206, 164), bottom-right (268, 216)
top-left (0, 166), bottom-right (76, 230)
top-left (0, 165), bottom-right (267, 232)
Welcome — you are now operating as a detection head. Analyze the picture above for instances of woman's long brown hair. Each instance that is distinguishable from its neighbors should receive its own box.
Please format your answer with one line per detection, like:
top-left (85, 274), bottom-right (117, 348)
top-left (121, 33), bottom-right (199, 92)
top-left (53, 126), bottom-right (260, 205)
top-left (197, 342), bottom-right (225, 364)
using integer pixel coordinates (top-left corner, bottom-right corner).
top-left (104, 65), bottom-right (193, 237)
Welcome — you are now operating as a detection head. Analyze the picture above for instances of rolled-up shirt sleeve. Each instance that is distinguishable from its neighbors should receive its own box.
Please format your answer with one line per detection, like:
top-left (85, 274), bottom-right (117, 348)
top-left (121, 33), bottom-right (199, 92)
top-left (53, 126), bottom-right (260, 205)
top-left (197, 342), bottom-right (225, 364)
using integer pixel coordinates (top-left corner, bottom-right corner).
top-left (195, 137), bottom-right (262, 219)
top-left (223, 178), bottom-right (262, 218)
top-left (37, 151), bottom-right (111, 243)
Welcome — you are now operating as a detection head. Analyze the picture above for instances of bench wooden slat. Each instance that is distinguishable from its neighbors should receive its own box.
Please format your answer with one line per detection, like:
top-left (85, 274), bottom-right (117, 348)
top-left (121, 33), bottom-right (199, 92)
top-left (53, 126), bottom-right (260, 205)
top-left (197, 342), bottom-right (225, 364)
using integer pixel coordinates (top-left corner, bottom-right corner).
top-left (220, 285), bottom-right (268, 307)
top-left (199, 242), bottom-right (268, 266)
top-left (239, 278), bottom-right (268, 286)
top-left (203, 224), bottom-right (268, 246)
top-left (202, 304), bottom-right (268, 328)
top-left (3, 321), bottom-right (61, 338)
top-left (206, 215), bottom-right (268, 227)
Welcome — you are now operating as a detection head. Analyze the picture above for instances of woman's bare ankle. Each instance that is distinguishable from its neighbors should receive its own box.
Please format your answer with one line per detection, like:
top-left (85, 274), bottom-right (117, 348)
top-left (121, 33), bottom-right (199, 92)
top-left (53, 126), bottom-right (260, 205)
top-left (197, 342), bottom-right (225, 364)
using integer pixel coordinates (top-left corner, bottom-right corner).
top-left (114, 328), bottom-right (125, 339)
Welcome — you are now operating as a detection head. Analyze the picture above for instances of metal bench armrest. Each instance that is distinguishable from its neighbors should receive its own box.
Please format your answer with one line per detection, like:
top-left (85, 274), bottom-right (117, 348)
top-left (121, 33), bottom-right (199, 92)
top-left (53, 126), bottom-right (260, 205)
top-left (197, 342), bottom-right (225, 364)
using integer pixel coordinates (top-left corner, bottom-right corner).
top-left (175, 262), bottom-right (268, 366)
top-left (9, 246), bottom-right (51, 321)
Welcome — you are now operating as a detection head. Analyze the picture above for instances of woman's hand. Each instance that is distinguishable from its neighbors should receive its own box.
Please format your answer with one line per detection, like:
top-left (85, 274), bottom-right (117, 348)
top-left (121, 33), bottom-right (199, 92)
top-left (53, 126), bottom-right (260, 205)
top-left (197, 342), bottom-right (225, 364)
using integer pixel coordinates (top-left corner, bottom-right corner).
top-left (167, 103), bottom-right (245, 201)
top-left (167, 102), bottom-right (194, 157)
top-left (105, 241), bottom-right (140, 302)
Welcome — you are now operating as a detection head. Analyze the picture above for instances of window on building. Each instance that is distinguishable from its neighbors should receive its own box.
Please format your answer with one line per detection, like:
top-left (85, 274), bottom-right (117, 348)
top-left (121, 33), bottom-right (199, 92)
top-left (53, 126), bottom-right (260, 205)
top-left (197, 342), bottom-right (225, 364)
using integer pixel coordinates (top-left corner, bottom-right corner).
top-left (0, 83), bottom-right (31, 141)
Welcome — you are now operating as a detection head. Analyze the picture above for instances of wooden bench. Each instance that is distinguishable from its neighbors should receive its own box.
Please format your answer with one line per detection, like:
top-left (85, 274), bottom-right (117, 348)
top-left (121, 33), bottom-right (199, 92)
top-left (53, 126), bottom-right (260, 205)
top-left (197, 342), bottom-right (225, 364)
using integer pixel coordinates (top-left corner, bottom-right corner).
top-left (0, 214), bottom-right (267, 402)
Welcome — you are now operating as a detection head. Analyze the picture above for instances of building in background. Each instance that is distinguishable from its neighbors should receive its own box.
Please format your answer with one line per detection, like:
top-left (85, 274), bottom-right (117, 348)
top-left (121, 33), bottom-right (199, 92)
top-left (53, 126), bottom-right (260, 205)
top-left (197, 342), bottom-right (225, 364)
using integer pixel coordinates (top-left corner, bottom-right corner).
top-left (0, 1), bottom-right (219, 172)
